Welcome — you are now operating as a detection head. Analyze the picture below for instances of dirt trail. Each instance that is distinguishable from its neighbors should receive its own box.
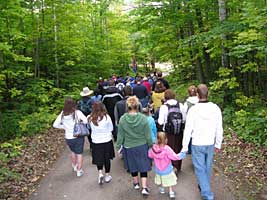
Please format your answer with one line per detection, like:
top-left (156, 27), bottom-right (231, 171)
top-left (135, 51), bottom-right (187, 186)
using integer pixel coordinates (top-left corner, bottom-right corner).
top-left (29, 141), bottom-right (235, 200)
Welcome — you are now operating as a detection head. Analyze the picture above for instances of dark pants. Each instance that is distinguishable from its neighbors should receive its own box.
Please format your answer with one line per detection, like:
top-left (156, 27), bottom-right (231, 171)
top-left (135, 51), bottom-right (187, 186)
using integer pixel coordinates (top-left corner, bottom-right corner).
top-left (166, 132), bottom-right (183, 171)
top-left (97, 160), bottom-right (111, 173)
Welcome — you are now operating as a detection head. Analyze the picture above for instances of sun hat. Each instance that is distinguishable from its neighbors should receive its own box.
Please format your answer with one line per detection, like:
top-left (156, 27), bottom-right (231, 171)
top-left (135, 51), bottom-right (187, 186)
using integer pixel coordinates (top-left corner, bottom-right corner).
top-left (80, 87), bottom-right (93, 96)
top-left (143, 77), bottom-right (148, 81)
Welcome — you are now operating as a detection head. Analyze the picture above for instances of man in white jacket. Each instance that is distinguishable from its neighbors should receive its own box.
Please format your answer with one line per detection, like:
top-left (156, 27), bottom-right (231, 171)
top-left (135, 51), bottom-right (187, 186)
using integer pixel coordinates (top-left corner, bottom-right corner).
top-left (181, 84), bottom-right (223, 200)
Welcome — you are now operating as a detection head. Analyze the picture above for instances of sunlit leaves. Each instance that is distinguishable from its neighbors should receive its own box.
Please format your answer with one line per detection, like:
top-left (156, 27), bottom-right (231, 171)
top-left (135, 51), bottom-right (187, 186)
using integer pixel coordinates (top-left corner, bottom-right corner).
top-left (235, 94), bottom-right (254, 107)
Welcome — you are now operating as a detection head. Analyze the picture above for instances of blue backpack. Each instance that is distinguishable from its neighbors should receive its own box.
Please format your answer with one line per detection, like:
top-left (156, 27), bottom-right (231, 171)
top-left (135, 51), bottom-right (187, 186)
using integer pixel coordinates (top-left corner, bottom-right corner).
top-left (78, 99), bottom-right (92, 116)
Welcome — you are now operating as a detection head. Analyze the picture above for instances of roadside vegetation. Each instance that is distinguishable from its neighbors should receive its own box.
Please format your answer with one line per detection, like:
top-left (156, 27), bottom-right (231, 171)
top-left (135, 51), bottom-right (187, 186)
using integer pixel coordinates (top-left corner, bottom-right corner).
top-left (0, 0), bottom-right (266, 199)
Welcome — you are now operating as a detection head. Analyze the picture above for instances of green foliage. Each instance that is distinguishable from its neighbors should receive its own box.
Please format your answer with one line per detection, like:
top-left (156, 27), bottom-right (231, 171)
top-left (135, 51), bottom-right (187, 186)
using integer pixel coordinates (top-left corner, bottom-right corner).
top-left (0, 167), bottom-right (21, 183)
top-left (0, 138), bottom-right (23, 183)
top-left (233, 108), bottom-right (267, 146)
top-left (0, 0), bottom-right (266, 150)
top-left (223, 95), bottom-right (267, 147)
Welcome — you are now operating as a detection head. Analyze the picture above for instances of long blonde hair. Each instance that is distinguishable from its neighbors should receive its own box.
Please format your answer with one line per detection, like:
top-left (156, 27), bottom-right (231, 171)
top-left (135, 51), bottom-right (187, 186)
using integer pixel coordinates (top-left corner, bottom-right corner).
top-left (157, 132), bottom-right (168, 146)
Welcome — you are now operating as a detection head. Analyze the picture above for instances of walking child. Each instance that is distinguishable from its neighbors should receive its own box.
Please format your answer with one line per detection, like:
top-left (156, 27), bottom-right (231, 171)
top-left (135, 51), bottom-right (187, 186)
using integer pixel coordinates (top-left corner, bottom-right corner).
top-left (148, 132), bottom-right (186, 199)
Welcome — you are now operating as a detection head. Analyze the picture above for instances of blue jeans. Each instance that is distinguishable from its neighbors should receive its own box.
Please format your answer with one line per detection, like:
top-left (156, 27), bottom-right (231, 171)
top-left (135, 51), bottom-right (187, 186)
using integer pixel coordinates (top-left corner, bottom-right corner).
top-left (192, 145), bottom-right (214, 200)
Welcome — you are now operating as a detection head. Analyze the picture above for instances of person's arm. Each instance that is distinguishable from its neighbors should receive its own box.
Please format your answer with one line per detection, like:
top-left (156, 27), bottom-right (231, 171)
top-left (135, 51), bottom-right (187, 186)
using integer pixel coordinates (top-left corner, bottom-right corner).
top-left (53, 111), bottom-right (64, 129)
top-left (77, 100), bottom-right (81, 111)
top-left (181, 108), bottom-right (194, 152)
top-left (114, 103), bottom-right (119, 125)
top-left (148, 147), bottom-right (153, 158)
top-left (106, 114), bottom-right (114, 132)
top-left (215, 107), bottom-right (223, 151)
top-left (76, 110), bottom-right (88, 123)
top-left (166, 146), bottom-right (186, 160)
top-left (179, 103), bottom-right (186, 123)
top-left (144, 119), bottom-right (153, 147)
top-left (116, 122), bottom-right (124, 150)
top-left (151, 118), bottom-right (157, 143)
top-left (158, 105), bottom-right (167, 125)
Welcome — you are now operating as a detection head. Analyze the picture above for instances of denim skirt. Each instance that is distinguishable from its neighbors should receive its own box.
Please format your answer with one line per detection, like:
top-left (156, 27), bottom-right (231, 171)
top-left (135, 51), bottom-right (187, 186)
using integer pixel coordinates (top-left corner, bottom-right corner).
top-left (66, 137), bottom-right (85, 154)
top-left (123, 144), bottom-right (152, 173)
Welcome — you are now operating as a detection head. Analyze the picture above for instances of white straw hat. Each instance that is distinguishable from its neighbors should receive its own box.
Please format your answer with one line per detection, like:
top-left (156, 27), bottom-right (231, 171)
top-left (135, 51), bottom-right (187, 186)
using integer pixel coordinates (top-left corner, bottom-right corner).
top-left (80, 87), bottom-right (93, 96)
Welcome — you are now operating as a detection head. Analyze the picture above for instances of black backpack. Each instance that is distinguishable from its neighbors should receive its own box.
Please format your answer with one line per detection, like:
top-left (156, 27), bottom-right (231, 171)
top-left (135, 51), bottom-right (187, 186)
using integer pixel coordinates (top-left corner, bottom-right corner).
top-left (165, 103), bottom-right (183, 135)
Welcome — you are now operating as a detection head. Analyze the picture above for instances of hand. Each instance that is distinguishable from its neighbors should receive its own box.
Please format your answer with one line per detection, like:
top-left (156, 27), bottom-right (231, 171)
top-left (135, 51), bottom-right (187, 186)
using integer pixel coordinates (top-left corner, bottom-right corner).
top-left (178, 152), bottom-right (186, 160)
top-left (214, 147), bottom-right (220, 153)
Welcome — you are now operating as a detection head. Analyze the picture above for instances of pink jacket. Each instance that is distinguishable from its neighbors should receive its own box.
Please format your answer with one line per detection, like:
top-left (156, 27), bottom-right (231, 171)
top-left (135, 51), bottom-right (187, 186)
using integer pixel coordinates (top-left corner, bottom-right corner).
top-left (148, 144), bottom-right (182, 171)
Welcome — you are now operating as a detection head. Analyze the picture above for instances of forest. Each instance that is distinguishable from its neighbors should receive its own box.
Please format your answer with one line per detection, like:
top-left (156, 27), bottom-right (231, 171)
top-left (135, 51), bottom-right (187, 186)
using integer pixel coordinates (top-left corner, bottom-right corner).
top-left (0, 0), bottom-right (266, 198)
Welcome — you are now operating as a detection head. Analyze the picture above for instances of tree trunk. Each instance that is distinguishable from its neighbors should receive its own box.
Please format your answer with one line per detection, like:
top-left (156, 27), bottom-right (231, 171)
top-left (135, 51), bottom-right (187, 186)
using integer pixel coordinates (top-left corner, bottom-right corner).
top-left (188, 20), bottom-right (205, 83)
top-left (53, 0), bottom-right (59, 87)
top-left (218, 0), bottom-right (230, 68)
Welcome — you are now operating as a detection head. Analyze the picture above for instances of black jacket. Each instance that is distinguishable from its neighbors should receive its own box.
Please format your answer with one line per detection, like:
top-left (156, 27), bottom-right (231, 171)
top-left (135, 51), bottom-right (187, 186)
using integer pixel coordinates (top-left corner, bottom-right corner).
top-left (102, 92), bottom-right (123, 124)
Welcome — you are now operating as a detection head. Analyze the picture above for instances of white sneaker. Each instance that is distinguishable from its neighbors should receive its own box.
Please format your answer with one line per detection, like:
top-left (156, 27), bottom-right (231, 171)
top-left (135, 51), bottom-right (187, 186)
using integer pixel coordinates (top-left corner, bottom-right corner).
top-left (104, 175), bottom-right (112, 183)
top-left (169, 191), bottom-right (175, 199)
top-left (133, 183), bottom-right (140, 190)
top-left (98, 174), bottom-right (104, 185)
top-left (76, 169), bottom-right (84, 177)
top-left (159, 187), bottom-right (165, 194)
top-left (72, 164), bottom-right (77, 172)
top-left (141, 188), bottom-right (150, 196)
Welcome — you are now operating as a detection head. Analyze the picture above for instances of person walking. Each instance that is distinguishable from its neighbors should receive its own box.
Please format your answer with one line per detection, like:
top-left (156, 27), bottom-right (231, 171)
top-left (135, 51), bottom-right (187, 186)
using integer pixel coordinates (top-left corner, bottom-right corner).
top-left (77, 87), bottom-right (94, 116)
top-left (114, 86), bottom-right (142, 126)
top-left (181, 84), bottom-right (223, 200)
top-left (142, 107), bottom-right (157, 144)
top-left (158, 89), bottom-right (186, 173)
top-left (77, 87), bottom-right (94, 150)
top-left (151, 80), bottom-right (166, 120)
top-left (102, 79), bottom-right (123, 141)
top-left (148, 132), bottom-right (186, 199)
top-left (116, 96), bottom-right (153, 196)
top-left (133, 76), bottom-right (149, 107)
top-left (142, 76), bottom-right (152, 95)
top-left (152, 71), bottom-right (169, 90)
top-left (183, 85), bottom-right (199, 154)
top-left (88, 101), bottom-right (115, 185)
top-left (53, 97), bottom-right (87, 177)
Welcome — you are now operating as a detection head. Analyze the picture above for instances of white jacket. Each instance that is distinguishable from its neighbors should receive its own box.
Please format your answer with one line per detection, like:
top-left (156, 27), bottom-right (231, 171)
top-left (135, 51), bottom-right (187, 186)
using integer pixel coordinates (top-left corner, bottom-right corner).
top-left (181, 102), bottom-right (223, 152)
top-left (53, 110), bottom-right (87, 139)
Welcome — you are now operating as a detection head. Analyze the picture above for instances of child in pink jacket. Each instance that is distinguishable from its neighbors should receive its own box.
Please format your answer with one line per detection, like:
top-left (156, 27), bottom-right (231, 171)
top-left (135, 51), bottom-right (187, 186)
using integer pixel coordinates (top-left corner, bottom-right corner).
top-left (148, 132), bottom-right (186, 199)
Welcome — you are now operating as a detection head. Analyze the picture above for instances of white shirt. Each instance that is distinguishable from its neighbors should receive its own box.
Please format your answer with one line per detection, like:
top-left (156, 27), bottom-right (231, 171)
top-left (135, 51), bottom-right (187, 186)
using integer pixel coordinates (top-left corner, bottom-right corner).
top-left (181, 102), bottom-right (223, 152)
top-left (158, 99), bottom-right (186, 129)
top-left (89, 114), bottom-right (113, 144)
top-left (53, 110), bottom-right (87, 139)
top-left (183, 96), bottom-right (199, 117)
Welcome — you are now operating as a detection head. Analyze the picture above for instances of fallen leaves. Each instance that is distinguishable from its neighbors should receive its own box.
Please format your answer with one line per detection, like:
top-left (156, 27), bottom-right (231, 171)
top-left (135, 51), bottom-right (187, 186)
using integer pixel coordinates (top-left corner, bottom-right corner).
top-left (215, 128), bottom-right (267, 199)
top-left (0, 128), bottom-right (65, 200)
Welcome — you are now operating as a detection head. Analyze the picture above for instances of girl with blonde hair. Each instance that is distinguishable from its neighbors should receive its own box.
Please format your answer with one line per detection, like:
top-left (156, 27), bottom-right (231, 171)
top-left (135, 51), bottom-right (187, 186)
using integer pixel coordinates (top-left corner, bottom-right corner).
top-left (148, 132), bottom-right (186, 199)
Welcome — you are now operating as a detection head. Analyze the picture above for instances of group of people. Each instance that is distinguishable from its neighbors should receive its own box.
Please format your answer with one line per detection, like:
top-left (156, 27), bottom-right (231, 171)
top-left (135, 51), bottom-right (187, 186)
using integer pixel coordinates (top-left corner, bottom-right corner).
top-left (53, 72), bottom-right (223, 200)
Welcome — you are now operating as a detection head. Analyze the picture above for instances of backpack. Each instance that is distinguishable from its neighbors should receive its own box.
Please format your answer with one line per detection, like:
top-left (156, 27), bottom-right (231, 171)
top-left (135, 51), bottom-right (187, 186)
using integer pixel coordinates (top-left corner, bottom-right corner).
top-left (78, 98), bottom-right (92, 116)
top-left (116, 83), bottom-right (124, 91)
top-left (165, 103), bottom-right (183, 135)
